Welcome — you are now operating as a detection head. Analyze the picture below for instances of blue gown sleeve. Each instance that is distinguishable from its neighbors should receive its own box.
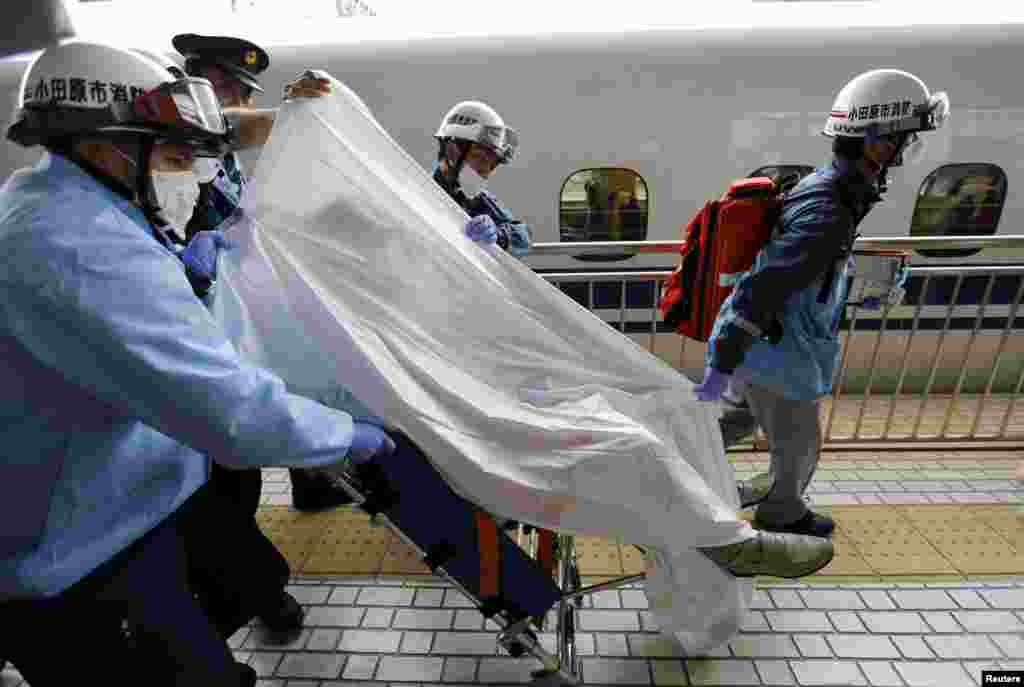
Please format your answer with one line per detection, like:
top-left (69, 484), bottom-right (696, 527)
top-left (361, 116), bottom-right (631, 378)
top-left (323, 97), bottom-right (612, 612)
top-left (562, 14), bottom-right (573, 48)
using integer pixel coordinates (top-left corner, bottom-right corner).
top-left (1, 213), bottom-right (356, 470)
top-left (710, 196), bottom-right (854, 373)
top-left (469, 190), bottom-right (532, 257)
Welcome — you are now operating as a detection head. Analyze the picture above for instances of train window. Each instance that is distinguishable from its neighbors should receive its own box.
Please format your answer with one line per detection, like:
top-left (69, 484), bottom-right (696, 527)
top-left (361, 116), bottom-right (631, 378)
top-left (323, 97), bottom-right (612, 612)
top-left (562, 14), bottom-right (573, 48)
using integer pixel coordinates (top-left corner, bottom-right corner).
top-left (910, 163), bottom-right (1007, 258)
top-left (560, 168), bottom-right (648, 262)
top-left (747, 164), bottom-right (815, 189)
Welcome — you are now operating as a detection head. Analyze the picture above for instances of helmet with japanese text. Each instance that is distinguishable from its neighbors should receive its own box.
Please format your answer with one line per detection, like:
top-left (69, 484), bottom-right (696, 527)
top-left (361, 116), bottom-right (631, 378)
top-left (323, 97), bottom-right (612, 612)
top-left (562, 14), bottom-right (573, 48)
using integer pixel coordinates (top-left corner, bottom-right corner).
top-left (435, 100), bottom-right (519, 164)
top-left (7, 40), bottom-right (228, 153)
top-left (823, 68), bottom-right (949, 165)
top-left (131, 49), bottom-right (187, 80)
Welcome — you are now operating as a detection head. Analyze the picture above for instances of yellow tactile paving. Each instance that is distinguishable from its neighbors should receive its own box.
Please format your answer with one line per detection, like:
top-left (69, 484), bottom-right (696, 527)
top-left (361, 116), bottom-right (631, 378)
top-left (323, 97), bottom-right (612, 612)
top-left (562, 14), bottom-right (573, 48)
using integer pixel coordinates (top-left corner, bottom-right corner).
top-left (301, 509), bottom-right (391, 575)
top-left (256, 507), bottom-right (336, 571)
top-left (816, 533), bottom-right (877, 577)
top-left (380, 530), bottom-right (432, 575)
top-left (255, 504), bottom-right (1024, 581)
top-left (826, 506), bottom-right (958, 576)
top-left (893, 505), bottom-right (1024, 575)
top-left (619, 544), bottom-right (646, 576)
top-left (573, 537), bottom-right (625, 576)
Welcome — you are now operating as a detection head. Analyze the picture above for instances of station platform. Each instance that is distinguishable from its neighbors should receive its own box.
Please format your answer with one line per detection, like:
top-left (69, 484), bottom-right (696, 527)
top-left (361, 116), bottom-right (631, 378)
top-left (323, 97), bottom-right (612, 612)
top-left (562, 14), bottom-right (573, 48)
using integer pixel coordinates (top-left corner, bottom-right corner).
top-left (2, 435), bottom-right (1021, 687)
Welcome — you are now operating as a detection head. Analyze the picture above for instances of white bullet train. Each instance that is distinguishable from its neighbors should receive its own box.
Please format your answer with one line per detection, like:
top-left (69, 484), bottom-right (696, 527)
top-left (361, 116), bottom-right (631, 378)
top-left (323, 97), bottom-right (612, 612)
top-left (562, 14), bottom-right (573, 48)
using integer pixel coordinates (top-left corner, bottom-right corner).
top-left (1, 1), bottom-right (1022, 269)
top-left (0, 1), bottom-right (1021, 395)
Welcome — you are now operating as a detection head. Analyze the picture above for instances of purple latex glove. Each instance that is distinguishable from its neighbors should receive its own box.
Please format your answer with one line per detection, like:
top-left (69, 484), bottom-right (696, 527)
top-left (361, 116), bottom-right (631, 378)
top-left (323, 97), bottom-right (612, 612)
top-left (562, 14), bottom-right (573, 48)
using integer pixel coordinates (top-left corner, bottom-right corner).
top-left (346, 422), bottom-right (397, 464)
top-left (694, 367), bottom-right (731, 402)
top-left (180, 230), bottom-right (234, 281)
top-left (464, 214), bottom-right (498, 245)
top-left (861, 295), bottom-right (883, 310)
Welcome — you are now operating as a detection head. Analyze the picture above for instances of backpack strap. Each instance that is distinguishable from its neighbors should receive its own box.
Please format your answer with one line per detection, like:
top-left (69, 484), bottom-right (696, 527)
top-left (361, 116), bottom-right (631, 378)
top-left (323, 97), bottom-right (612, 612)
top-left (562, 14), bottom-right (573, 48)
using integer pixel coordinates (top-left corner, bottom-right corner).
top-left (815, 175), bottom-right (865, 304)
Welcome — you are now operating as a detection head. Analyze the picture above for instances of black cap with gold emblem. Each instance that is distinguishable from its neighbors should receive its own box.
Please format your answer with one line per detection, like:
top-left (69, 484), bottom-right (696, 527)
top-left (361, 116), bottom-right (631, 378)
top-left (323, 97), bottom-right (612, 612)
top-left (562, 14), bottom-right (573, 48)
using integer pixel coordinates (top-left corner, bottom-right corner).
top-left (172, 33), bottom-right (269, 93)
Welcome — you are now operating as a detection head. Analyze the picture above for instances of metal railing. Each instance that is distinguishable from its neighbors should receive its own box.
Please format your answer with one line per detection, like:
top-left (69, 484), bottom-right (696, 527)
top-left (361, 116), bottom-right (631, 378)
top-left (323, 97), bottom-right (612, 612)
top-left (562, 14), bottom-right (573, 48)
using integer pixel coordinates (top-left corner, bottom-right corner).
top-left (530, 235), bottom-right (1024, 445)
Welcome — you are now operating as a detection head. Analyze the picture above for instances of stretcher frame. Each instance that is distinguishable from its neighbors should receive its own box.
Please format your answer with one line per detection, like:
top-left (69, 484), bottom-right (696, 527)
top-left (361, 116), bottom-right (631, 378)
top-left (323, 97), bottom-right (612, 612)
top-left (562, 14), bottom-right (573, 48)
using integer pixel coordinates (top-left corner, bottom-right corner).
top-left (322, 458), bottom-right (648, 687)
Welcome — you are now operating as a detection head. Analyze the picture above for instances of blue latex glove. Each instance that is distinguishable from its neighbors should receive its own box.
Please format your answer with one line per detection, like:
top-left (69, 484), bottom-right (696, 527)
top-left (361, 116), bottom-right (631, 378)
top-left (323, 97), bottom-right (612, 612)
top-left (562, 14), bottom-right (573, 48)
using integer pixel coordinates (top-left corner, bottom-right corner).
top-left (694, 367), bottom-right (731, 402)
top-left (180, 230), bottom-right (233, 281)
top-left (861, 295), bottom-right (883, 310)
top-left (346, 421), bottom-right (397, 464)
top-left (464, 215), bottom-right (498, 245)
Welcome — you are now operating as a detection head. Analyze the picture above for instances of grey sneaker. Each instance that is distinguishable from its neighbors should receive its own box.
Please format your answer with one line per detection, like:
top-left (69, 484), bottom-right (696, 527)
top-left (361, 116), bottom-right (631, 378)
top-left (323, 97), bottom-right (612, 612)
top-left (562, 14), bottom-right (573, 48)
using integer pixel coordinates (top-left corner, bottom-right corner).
top-left (737, 472), bottom-right (774, 509)
top-left (699, 531), bottom-right (834, 579)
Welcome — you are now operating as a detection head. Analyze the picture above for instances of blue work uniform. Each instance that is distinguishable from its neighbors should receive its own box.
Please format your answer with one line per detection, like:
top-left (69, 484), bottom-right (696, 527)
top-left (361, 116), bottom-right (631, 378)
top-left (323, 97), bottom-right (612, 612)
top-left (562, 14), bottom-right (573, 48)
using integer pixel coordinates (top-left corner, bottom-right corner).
top-left (185, 151), bottom-right (246, 240)
top-left (0, 152), bottom-right (358, 601)
top-left (705, 156), bottom-right (878, 526)
top-left (707, 156), bottom-right (878, 401)
top-left (432, 165), bottom-right (533, 257)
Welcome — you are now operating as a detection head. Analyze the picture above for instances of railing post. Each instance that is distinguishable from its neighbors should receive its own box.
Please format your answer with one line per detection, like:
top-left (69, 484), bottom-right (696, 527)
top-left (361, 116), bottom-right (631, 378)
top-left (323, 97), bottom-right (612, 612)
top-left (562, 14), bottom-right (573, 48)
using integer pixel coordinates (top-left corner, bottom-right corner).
top-left (533, 239), bottom-right (1024, 447)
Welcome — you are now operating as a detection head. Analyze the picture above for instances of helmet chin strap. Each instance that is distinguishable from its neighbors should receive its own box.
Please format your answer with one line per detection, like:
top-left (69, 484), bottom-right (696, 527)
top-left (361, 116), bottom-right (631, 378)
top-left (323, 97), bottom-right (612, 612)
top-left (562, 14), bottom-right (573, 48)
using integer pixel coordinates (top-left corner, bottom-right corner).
top-left (135, 138), bottom-right (167, 229)
top-left (864, 128), bottom-right (910, 196)
top-left (442, 139), bottom-right (471, 188)
top-left (110, 138), bottom-right (170, 230)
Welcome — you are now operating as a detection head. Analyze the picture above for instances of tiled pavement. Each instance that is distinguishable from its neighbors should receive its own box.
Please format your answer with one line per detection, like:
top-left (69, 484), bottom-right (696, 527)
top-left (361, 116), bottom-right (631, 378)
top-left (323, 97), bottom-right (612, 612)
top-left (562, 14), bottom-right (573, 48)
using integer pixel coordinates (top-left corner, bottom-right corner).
top-left (3, 449), bottom-right (1020, 687)
top-left (259, 453), bottom-right (1024, 508)
top-left (731, 452), bottom-right (1024, 507)
top-left (6, 577), bottom-right (1022, 686)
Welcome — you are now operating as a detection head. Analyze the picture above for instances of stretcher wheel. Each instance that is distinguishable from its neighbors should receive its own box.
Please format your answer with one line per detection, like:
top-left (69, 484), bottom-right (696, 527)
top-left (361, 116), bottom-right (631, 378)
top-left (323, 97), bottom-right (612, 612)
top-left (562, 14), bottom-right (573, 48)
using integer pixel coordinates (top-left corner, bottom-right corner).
top-left (556, 535), bottom-right (582, 683)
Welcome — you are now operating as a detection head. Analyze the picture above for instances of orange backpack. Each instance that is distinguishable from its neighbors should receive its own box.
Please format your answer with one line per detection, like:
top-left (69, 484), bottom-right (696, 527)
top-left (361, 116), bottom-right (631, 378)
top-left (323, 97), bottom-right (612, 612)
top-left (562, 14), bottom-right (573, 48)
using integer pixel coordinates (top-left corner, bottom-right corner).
top-left (657, 176), bottom-right (794, 342)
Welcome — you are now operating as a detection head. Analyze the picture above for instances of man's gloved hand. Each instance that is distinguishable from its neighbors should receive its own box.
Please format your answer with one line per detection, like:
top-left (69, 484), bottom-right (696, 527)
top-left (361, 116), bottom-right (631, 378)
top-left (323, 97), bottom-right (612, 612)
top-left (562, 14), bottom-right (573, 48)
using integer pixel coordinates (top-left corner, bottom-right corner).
top-left (694, 367), bottom-right (731, 402)
top-left (282, 69), bottom-right (332, 101)
top-left (465, 215), bottom-right (498, 245)
top-left (346, 422), bottom-right (397, 464)
top-left (180, 230), bottom-right (234, 282)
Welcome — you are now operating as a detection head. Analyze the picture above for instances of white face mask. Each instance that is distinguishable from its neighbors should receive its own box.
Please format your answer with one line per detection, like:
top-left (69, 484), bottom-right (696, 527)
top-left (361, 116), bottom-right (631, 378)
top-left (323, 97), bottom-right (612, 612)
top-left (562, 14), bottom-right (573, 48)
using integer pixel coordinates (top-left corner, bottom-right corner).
top-left (460, 164), bottom-right (490, 199)
top-left (151, 170), bottom-right (200, 233)
top-left (112, 146), bottom-right (202, 236)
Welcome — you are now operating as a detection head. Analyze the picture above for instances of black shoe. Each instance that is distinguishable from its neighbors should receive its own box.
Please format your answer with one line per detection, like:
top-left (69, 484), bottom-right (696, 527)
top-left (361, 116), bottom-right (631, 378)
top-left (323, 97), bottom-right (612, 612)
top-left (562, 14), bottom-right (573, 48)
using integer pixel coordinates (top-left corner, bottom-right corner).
top-left (236, 661), bottom-right (258, 687)
top-left (291, 469), bottom-right (353, 512)
top-left (259, 591), bottom-right (305, 639)
top-left (738, 472), bottom-right (773, 509)
top-left (754, 510), bottom-right (835, 538)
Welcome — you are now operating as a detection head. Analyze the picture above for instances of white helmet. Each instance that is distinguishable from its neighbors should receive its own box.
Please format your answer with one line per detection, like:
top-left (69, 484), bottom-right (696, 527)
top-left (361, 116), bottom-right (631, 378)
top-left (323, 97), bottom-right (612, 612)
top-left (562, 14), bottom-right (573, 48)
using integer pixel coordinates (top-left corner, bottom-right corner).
top-left (8, 40), bottom-right (227, 151)
top-left (434, 100), bottom-right (519, 164)
top-left (823, 68), bottom-right (949, 139)
top-left (131, 49), bottom-right (187, 80)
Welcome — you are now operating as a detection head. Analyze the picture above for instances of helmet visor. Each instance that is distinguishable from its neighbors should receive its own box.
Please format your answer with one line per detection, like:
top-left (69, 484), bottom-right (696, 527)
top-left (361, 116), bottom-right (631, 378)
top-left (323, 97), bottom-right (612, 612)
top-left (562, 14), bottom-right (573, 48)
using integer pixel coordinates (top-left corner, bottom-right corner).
top-left (893, 131), bottom-right (924, 166)
top-left (925, 91), bottom-right (950, 130)
top-left (132, 77), bottom-right (227, 138)
top-left (479, 124), bottom-right (519, 163)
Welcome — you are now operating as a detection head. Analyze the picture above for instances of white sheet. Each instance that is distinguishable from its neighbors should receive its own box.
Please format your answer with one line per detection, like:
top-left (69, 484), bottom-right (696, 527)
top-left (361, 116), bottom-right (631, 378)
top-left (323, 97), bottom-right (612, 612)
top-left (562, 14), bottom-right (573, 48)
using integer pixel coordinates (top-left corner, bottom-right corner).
top-left (213, 77), bottom-right (754, 653)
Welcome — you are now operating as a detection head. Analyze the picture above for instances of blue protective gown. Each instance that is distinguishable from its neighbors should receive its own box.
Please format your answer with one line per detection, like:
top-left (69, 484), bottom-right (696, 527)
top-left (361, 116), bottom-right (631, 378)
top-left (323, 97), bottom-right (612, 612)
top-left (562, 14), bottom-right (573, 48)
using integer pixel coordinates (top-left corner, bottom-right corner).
top-left (0, 153), bottom-right (358, 600)
top-left (706, 157), bottom-right (879, 401)
top-left (432, 164), bottom-right (533, 258)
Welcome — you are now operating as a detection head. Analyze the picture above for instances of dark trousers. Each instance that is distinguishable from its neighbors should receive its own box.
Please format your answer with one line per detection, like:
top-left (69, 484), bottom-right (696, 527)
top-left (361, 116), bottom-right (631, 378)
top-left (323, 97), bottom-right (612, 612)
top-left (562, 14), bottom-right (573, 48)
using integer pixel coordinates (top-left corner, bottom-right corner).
top-left (1, 501), bottom-right (247, 686)
top-left (1, 464), bottom-right (289, 687)
top-left (183, 463), bottom-right (291, 637)
top-left (743, 382), bottom-right (822, 525)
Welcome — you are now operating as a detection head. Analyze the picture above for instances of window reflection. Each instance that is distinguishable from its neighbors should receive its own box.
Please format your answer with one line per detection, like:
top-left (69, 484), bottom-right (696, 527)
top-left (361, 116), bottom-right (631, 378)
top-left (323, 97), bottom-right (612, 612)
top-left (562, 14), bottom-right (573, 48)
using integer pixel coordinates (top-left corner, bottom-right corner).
top-left (910, 163), bottom-right (1007, 258)
top-left (561, 168), bottom-right (648, 239)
